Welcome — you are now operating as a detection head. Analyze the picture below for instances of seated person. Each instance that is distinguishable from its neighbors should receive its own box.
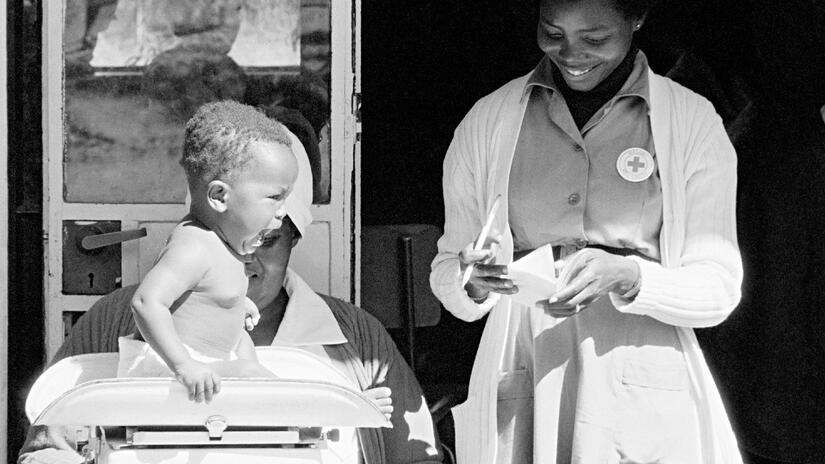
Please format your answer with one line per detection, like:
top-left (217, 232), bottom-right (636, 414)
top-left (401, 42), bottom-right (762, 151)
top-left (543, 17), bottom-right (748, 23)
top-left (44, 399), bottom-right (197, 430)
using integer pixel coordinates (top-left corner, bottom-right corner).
top-left (122, 100), bottom-right (298, 401)
top-left (18, 125), bottom-right (443, 464)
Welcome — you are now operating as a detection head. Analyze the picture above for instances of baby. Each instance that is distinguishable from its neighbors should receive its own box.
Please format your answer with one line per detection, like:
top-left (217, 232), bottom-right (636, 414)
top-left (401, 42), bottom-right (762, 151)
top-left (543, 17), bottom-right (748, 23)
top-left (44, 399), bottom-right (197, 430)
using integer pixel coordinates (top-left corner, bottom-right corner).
top-left (120, 101), bottom-right (297, 402)
top-left (120, 101), bottom-right (392, 418)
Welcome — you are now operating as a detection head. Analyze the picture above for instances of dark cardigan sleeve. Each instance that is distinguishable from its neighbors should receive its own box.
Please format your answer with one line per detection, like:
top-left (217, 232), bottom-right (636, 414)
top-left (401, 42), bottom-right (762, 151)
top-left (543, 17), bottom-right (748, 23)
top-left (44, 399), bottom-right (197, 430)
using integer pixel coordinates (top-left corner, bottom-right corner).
top-left (320, 295), bottom-right (443, 464)
top-left (49, 286), bottom-right (139, 365)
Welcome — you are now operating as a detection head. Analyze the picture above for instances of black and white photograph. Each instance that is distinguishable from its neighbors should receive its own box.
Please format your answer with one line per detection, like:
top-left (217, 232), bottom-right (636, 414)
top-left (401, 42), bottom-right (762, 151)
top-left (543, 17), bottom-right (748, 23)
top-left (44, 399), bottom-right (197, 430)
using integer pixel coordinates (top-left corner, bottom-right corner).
top-left (2, 1), bottom-right (824, 463)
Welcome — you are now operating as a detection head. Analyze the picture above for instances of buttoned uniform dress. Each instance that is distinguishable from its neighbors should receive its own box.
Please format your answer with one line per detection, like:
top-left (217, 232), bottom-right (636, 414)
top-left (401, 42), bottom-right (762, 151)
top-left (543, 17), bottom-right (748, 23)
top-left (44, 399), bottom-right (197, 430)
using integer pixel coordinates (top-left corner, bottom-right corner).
top-left (506, 51), bottom-right (701, 463)
top-left (430, 51), bottom-right (743, 464)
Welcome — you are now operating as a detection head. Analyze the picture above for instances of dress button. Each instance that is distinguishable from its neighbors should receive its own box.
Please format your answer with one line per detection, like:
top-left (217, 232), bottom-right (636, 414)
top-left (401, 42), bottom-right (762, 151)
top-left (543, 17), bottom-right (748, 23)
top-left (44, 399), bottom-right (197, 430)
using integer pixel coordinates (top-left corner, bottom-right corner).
top-left (575, 239), bottom-right (587, 248)
top-left (567, 193), bottom-right (581, 205)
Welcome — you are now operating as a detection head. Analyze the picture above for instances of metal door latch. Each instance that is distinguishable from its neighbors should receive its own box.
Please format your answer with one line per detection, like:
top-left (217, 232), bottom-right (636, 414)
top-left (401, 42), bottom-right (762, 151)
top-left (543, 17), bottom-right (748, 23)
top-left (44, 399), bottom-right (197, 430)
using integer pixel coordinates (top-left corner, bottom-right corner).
top-left (80, 227), bottom-right (147, 251)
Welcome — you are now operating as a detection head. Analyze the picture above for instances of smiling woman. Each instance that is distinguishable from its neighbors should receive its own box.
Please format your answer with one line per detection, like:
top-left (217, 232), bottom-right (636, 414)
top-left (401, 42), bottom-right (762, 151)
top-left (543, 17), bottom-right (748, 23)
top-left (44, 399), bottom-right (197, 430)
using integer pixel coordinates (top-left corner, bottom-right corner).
top-left (430, 0), bottom-right (744, 462)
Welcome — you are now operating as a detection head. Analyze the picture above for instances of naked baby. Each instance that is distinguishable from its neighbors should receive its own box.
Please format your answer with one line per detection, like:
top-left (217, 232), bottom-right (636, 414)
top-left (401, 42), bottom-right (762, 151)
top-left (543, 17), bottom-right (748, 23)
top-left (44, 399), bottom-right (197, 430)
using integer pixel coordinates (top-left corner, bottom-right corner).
top-left (119, 101), bottom-right (298, 402)
top-left (119, 101), bottom-right (392, 418)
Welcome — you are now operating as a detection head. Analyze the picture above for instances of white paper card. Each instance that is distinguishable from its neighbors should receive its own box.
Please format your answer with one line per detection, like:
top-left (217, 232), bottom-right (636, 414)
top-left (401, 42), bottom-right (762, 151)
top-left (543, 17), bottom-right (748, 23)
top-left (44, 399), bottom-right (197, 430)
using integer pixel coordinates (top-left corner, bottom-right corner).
top-left (506, 245), bottom-right (557, 308)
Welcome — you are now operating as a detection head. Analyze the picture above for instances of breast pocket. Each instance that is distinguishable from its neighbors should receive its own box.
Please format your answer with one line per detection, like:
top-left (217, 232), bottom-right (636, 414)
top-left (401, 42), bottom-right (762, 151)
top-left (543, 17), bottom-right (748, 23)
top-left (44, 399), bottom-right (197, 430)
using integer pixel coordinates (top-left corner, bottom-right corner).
top-left (496, 369), bottom-right (534, 463)
top-left (616, 360), bottom-right (701, 463)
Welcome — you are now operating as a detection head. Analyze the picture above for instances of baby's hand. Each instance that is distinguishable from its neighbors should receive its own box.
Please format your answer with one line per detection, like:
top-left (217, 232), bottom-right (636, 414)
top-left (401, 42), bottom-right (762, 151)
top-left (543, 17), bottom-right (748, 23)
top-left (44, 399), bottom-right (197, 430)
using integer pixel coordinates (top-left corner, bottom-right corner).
top-left (244, 296), bottom-right (260, 331)
top-left (363, 386), bottom-right (393, 420)
top-left (174, 359), bottom-right (221, 403)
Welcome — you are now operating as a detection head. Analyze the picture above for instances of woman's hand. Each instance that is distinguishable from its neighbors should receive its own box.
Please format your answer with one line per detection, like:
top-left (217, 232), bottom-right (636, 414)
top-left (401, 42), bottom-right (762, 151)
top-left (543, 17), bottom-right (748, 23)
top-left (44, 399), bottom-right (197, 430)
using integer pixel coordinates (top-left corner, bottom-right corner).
top-left (539, 248), bottom-right (639, 317)
top-left (458, 234), bottom-right (517, 302)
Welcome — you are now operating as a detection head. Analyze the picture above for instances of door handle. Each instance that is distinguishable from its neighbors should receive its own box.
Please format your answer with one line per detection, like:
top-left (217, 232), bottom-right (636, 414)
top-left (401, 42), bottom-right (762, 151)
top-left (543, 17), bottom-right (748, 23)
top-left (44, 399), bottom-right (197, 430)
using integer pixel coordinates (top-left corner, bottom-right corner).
top-left (80, 227), bottom-right (148, 251)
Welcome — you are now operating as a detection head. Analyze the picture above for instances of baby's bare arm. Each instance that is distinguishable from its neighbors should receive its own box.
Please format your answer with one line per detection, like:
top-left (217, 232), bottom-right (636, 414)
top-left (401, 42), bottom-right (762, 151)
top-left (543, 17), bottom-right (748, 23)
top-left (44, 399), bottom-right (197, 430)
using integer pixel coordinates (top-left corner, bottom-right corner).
top-left (130, 235), bottom-right (209, 371)
top-left (131, 231), bottom-right (223, 401)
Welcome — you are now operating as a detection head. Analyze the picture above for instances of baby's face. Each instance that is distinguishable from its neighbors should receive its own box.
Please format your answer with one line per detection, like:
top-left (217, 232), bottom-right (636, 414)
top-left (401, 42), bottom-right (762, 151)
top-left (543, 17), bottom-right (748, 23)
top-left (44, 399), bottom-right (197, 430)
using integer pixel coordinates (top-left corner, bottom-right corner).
top-left (222, 141), bottom-right (298, 255)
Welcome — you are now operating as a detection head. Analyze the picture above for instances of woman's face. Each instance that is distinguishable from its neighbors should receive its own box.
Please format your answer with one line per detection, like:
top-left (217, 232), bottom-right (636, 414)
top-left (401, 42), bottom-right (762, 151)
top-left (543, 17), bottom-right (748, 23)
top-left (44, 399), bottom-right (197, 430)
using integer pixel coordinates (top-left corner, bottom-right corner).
top-left (245, 217), bottom-right (299, 309)
top-left (537, 0), bottom-right (640, 91)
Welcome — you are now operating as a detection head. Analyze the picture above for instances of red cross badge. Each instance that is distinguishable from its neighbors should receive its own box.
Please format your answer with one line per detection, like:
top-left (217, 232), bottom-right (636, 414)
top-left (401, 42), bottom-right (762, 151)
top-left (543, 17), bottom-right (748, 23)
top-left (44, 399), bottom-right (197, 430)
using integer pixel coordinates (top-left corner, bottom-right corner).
top-left (616, 147), bottom-right (654, 182)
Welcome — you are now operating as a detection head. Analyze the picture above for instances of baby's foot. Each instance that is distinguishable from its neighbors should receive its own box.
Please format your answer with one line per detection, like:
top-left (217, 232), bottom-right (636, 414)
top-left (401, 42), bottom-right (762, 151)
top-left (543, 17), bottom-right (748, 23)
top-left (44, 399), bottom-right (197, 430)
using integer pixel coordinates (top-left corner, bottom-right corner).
top-left (363, 386), bottom-right (393, 420)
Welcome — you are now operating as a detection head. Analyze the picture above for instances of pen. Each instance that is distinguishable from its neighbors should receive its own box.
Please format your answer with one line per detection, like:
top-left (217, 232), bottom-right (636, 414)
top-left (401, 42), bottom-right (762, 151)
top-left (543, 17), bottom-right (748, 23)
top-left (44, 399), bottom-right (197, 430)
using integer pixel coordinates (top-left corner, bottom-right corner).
top-left (461, 194), bottom-right (502, 287)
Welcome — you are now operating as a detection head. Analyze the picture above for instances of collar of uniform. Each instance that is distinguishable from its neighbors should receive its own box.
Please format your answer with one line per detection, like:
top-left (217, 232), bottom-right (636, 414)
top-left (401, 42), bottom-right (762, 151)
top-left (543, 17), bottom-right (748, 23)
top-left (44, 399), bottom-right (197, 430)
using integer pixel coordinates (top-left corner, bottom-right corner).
top-left (271, 268), bottom-right (348, 346)
top-left (520, 50), bottom-right (651, 107)
top-left (522, 55), bottom-right (559, 102)
top-left (617, 50), bottom-right (650, 106)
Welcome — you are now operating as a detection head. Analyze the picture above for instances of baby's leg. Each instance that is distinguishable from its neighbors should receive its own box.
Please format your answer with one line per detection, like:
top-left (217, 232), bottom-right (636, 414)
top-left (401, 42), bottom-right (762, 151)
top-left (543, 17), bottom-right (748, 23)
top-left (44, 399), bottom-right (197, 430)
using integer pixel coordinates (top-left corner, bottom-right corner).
top-left (363, 386), bottom-right (393, 420)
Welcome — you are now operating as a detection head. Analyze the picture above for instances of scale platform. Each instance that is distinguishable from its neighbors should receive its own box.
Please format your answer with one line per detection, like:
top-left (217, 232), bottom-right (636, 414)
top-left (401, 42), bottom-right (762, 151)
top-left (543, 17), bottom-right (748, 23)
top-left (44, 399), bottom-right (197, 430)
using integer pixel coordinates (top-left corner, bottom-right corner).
top-left (27, 347), bottom-right (390, 464)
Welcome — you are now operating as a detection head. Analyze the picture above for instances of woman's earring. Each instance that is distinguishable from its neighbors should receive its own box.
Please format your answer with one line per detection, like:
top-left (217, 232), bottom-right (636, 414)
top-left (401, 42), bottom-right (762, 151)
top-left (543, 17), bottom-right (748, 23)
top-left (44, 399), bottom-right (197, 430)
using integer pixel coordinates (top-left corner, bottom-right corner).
top-left (634, 24), bottom-right (641, 30)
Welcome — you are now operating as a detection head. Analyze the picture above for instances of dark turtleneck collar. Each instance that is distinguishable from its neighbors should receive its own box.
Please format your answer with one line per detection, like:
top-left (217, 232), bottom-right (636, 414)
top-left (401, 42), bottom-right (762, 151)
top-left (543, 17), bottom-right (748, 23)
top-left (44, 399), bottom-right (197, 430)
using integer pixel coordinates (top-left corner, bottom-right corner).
top-left (552, 45), bottom-right (639, 130)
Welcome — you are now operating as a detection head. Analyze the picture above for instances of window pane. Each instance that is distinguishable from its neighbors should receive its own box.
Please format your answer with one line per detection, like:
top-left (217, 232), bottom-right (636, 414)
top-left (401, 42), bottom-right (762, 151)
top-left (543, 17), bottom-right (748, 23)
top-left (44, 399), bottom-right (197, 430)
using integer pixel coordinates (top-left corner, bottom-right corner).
top-left (64, 0), bottom-right (331, 204)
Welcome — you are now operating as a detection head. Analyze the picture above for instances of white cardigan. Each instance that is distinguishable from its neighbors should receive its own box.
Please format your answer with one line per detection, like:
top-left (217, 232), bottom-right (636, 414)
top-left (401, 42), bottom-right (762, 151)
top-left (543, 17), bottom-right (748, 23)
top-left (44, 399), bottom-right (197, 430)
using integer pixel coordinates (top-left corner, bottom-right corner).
top-left (430, 69), bottom-right (743, 463)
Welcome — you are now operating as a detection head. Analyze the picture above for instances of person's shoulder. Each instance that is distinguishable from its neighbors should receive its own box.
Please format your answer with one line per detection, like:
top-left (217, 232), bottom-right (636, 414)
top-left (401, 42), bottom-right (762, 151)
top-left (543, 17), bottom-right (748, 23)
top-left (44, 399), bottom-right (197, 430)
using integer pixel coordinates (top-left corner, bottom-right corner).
top-left (482, 73), bottom-right (531, 100)
top-left (51, 285), bottom-right (138, 362)
top-left (471, 73), bottom-right (532, 111)
top-left (168, 219), bottom-right (217, 247)
top-left (456, 71), bottom-right (533, 136)
top-left (159, 220), bottom-right (220, 264)
top-left (649, 70), bottom-right (717, 115)
top-left (95, 285), bottom-right (139, 307)
top-left (318, 293), bottom-right (362, 320)
top-left (317, 294), bottom-right (388, 338)
top-left (84, 285), bottom-right (138, 326)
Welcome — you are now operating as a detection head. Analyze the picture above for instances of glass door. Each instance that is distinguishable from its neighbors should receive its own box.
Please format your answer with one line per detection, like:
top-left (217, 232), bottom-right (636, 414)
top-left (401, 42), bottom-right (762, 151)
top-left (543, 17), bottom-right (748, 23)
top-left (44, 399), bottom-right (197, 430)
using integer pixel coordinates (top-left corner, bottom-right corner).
top-left (43, 0), bottom-right (360, 357)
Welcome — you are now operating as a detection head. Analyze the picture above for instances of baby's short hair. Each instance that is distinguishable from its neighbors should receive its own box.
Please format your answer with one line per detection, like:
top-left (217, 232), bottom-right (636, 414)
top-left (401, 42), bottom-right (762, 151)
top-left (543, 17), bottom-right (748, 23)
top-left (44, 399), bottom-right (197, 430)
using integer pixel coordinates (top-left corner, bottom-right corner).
top-left (181, 101), bottom-right (292, 185)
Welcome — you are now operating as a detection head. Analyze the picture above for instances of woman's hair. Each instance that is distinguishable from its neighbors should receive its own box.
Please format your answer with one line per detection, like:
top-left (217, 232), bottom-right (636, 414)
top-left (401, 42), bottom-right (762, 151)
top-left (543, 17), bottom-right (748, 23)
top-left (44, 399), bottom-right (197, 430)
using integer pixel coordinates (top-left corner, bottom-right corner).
top-left (542, 0), bottom-right (655, 19)
top-left (181, 101), bottom-right (292, 185)
top-left (611, 0), bottom-right (656, 18)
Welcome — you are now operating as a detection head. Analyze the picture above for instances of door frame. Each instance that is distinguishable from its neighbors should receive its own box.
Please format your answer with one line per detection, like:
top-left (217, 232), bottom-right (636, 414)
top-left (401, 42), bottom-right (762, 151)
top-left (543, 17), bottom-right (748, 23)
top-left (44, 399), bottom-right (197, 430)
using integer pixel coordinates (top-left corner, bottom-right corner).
top-left (351, 0), bottom-right (362, 305)
top-left (1, 0), bottom-right (9, 461)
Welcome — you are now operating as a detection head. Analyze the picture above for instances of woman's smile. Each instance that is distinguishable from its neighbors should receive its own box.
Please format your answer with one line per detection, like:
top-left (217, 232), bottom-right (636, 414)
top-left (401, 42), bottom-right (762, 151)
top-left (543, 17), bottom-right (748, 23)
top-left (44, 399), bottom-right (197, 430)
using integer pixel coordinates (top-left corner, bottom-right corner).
top-left (560, 63), bottom-right (600, 77)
